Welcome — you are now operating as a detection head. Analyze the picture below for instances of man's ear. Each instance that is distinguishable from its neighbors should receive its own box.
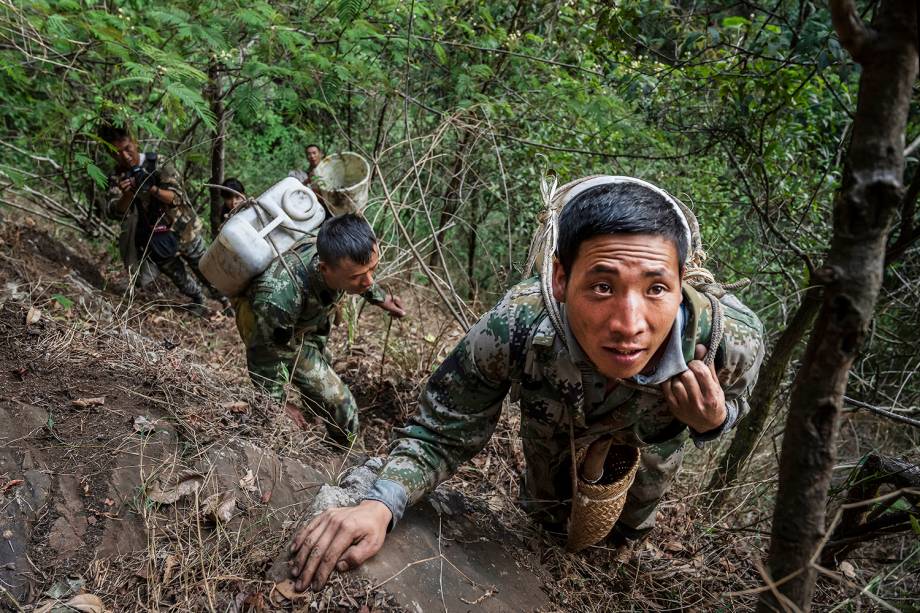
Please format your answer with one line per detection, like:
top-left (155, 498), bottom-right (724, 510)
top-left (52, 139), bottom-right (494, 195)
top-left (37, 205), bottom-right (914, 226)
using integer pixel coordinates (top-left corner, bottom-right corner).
top-left (551, 258), bottom-right (567, 303)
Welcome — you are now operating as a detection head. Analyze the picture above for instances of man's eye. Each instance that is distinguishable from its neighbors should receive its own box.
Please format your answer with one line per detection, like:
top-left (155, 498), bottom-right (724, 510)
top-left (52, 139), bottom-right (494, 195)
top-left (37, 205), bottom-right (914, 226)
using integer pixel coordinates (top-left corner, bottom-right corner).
top-left (649, 284), bottom-right (667, 296)
top-left (592, 283), bottom-right (612, 294)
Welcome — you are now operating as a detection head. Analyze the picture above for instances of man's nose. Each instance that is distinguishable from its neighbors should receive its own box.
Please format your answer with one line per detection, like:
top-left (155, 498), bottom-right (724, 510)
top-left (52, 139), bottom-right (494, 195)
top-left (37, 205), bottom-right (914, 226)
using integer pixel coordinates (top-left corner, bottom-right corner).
top-left (608, 293), bottom-right (647, 338)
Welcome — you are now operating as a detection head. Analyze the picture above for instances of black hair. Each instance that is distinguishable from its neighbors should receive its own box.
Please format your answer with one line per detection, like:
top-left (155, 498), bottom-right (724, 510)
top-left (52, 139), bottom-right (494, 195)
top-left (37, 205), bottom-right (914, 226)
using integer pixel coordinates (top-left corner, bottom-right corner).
top-left (222, 177), bottom-right (245, 197)
top-left (556, 182), bottom-right (689, 273)
top-left (316, 213), bottom-right (377, 267)
top-left (98, 124), bottom-right (131, 144)
top-left (306, 143), bottom-right (322, 152)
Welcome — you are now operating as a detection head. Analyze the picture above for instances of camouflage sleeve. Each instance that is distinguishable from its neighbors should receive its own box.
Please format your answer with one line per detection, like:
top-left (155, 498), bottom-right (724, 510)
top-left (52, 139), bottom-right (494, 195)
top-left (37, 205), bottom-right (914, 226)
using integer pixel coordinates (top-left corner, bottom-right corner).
top-left (361, 282), bottom-right (387, 305)
top-left (365, 290), bottom-right (526, 526)
top-left (242, 261), bottom-right (304, 401)
top-left (156, 161), bottom-right (186, 207)
top-left (692, 294), bottom-right (765, 444)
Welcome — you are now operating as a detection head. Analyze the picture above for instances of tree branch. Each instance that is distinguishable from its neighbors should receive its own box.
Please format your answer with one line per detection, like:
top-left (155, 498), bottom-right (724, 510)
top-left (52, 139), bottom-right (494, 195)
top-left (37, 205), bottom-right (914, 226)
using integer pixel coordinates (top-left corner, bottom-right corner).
top-left (830, 0), bottom-right (873, 60)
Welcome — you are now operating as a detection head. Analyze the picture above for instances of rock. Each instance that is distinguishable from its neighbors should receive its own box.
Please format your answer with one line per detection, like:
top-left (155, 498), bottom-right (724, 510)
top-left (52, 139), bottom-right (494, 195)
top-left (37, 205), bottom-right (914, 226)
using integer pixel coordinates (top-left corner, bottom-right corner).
top-left (358, 491), bottom-right (550, 612)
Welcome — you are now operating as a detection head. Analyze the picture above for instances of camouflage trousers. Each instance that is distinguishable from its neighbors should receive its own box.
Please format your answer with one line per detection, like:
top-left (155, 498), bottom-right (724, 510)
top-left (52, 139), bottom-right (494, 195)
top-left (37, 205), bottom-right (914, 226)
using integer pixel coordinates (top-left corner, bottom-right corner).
top-left (242, 331), bottom-right (359, 443)
top-left (137, 233), bottom-right (204, 302)
top-left (519, 430), bottom-right (688, 536)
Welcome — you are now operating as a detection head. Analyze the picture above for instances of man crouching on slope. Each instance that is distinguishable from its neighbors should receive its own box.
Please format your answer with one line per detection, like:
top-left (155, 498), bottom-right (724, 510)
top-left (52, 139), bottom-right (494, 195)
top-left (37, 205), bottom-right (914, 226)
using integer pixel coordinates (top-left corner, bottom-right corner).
top-left (235, 214), bottom-right (405, 445)
top-left (288, 176), bottom-right (765, 590)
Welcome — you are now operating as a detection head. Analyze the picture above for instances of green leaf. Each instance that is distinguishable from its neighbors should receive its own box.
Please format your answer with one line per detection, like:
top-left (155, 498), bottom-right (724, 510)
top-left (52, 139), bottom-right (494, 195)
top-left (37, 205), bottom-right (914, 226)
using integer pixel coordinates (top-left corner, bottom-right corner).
top-left (51, 294), bottom-right (74, 310)
top-left (433, 42), bottom-right (447, 65)
top-left (721, 16), bottom-right (749, 28)
top-left (87, 163), bottom-right (107, 188)
top-left (337, 0), bottom-right (362, 23)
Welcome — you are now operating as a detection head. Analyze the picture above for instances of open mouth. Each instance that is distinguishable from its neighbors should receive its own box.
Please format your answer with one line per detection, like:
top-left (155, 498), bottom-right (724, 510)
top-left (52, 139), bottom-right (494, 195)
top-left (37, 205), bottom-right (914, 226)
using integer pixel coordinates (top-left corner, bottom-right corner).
top-left (603, 347), bottom-right (645, 362)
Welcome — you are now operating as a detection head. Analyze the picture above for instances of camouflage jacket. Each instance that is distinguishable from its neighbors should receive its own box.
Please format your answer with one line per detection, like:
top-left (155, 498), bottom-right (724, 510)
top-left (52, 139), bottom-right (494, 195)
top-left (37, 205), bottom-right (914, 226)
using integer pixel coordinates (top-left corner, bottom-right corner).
top-left (365, 277), bottom-right (765, 525)
top-left (234, 239), bottom-right (387, 400)
top-left (104, 153), bottom-right (203, 246)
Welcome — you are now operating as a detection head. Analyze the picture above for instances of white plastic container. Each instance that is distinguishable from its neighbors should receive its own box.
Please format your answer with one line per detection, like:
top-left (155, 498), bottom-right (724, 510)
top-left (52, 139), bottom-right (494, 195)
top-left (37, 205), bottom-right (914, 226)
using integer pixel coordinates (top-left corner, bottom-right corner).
top-left (312, 152), bottom-right (371, 216)
top-left (200, 177), bottom-right (325, 296)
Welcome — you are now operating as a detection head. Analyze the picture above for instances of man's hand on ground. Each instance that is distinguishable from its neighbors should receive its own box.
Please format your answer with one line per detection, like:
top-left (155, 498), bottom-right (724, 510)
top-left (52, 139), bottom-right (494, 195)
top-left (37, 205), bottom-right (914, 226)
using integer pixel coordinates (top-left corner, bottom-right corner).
top-left (284, 401), bottom-right (310, 430)
top-left (379, 294), bottom-right (406, 318)
top-left (661, 344), bottom-right (726, 433)
top-left (289, 499), bottom-right (392, 591)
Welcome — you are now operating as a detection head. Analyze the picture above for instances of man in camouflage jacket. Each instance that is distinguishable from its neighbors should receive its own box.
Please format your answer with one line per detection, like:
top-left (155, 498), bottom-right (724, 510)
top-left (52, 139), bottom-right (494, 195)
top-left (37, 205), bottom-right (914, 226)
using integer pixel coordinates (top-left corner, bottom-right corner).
top-left (100, 126), bottom-right (222, 309)
top-left (289, 177), bottom-right (765, 591)
top-left (235, 214), bottom-right (405, 443)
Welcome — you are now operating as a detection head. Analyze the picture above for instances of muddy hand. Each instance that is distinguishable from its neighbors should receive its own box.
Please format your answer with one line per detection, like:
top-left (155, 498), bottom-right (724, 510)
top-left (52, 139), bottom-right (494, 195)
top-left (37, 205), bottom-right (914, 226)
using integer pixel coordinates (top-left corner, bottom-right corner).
top-left (661, 343), bottom-right (726, 433)
top-left (289, 500), bottom-right (392, 590)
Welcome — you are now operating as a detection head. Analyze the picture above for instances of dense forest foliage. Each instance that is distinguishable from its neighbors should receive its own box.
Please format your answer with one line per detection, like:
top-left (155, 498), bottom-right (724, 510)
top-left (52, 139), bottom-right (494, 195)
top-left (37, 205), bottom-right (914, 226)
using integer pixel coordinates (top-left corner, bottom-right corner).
top-left (4, 0), bottom-right (915, 425)
top-left (1, 0), bottom-right (919, 610)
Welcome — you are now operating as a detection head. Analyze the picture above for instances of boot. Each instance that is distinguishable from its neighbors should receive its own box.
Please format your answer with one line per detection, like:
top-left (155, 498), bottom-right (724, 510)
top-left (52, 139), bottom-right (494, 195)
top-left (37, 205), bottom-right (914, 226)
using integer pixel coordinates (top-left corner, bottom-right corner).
top-left (184, 293), bottom-right (209, 318)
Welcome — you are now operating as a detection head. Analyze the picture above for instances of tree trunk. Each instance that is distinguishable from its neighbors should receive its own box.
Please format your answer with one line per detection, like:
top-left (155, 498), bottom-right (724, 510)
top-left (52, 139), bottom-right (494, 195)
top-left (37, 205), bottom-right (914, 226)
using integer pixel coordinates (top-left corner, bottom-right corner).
top-left (427, 130), bottom-right (471, 269)
top-left (757, 2), bottom-right (918, 611)
top-left (708, 285), bottom-right (822, 506)
top-left (207, 60), bottom-right (226, 238)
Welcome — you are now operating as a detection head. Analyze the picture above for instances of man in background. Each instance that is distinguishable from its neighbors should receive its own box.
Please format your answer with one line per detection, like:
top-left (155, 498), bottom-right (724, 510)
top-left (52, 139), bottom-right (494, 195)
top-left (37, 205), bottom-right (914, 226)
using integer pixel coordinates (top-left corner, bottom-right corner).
top-left (289, 144), bottom-right (324, 189)
top-left (100, 126), bottom-right (209, 313)
top-left (218, 177), bottom-right (246, 226)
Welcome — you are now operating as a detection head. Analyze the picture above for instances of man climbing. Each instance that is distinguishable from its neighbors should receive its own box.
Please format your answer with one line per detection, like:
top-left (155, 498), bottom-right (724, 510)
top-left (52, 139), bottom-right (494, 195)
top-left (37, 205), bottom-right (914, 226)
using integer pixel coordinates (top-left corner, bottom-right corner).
top-left (235, 213), bottom-right (406, 444)
top-left (288, 176), bottom-right (765, 590)
top-left (100, 126), bottom-right (226, 313)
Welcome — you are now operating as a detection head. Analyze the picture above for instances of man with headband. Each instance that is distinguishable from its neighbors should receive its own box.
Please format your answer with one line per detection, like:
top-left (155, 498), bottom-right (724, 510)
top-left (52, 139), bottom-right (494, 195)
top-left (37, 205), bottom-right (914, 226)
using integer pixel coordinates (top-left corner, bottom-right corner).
top-left (288, 176), bottom-right (765, 590)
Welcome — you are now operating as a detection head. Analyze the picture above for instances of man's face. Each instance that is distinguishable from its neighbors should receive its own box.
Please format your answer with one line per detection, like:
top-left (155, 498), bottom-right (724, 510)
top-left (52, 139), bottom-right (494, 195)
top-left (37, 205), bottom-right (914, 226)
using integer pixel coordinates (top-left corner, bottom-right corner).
top-left (109, 137), bottom-right (140, 170)
top-left (320, 244), bottom-right (379, 294)
top-left (223, 194), bottom-right (245, 211)
top-left (306, 146), bottom-right (323, 168)
top-left (552, 233), bottom-right (683, 380)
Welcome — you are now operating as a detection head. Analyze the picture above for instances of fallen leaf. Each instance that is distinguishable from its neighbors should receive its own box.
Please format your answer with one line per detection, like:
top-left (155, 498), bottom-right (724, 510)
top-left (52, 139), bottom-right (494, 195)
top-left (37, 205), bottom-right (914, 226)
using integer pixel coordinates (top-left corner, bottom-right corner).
top-left (221, 401), bottom-right (250, 414)
top-left (72, 397), bottom-right (105, 408)
top-left (839, 560), bottom-right (857, 580)
top-left (2, 530), bottom-right (12, 540)
top-left (147, 470), bottom-right (204, 504)
top-left (1, 479), bottom-right (24, 494)
top-left (35, 593), bottom-right (104, 613)
top-left (133, 415), bottom-right (157, 433)
top-left (239, 469), bottom-right (258, 493)
top-left (162, 554), bottom-right (178, 583)
top-left (103, 498), bottom-right (114, 507)
top-left (662, 540), bottom-right (685, 553)
top-left (272, 579), bottom-right (308, 603)
top-left (201, 491), bottom-right (236, 523)
top-left (260, 490), bottom-right (273, 504)
top-left (26, 306), bottom-right (41, 326)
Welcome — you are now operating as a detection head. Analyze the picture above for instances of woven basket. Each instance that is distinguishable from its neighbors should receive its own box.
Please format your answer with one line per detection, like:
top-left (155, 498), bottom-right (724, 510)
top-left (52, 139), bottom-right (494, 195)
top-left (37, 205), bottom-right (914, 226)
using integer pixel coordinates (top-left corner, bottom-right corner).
top-left (566, 444), bottom-right (640, 552)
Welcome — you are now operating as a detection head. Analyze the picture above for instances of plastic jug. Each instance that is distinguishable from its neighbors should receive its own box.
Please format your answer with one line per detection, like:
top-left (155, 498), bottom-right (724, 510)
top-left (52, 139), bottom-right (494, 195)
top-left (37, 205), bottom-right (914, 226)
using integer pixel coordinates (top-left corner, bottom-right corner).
top-left (200, 177), bottom-right (325, 296)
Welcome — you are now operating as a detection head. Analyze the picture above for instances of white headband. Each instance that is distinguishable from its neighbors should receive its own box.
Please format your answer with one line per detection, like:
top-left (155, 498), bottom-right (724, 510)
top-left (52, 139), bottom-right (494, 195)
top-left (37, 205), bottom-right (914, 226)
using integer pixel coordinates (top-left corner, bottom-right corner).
top-left (557, 175), bottom-right (694, 264)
